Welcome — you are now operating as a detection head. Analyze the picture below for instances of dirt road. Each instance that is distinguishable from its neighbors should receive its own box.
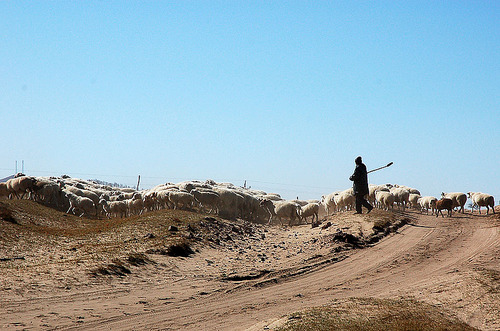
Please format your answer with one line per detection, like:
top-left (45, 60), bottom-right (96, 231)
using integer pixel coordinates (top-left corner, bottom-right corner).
top-left (2, 211), bottom-right (499, 330)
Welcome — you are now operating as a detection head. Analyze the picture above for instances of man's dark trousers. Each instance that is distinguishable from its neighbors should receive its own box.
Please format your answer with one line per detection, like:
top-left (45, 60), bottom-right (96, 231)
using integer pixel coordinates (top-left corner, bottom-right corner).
top-left (355, 193), bottom-right (372, 213)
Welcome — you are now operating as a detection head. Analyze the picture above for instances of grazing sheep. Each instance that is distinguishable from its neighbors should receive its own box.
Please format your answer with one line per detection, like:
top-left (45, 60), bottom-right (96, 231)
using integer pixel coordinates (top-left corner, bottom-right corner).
top-left (64, 191), bottom-right (96, 217)
top-left (375, 191), bottom-right (395, 211)
top-left (467, 192), bottom-right (495, 215)
top-left (299, 202), bottom-right (320, 224)
top-left (441, 192), bottom-right (467, 213)
top-left (260, 199), bottom-right (301, 226)
top-left (100, 199), bottom-right (127, 218)
top-left (436, 198), bottom-right (453, 218)
top-left (6, 176), bottom-right (37, 199)
top-left (418, 196), bottom-right (437, 215)
top-left (191, 189), bottom-right (221, 214)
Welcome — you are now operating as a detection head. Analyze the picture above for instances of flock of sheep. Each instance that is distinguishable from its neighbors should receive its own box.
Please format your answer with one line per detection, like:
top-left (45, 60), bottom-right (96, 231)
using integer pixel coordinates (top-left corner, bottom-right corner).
top-left (0, 174), bottom-right (496, 225)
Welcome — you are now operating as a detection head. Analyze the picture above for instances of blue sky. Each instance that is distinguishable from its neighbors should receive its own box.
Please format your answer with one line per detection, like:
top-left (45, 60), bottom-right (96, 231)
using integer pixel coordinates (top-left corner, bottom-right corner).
top-left (1, 1), bottom-right (498, 200)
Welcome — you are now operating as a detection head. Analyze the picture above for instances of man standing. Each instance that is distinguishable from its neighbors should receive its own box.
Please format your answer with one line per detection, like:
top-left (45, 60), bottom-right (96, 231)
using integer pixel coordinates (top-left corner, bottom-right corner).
top-left (349, 156), bottom-right (373, 214)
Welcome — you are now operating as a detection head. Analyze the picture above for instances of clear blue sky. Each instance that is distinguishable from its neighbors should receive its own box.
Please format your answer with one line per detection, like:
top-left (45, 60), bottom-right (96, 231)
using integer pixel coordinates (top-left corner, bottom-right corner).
top-left (1, 1), bottom-right (498, 201)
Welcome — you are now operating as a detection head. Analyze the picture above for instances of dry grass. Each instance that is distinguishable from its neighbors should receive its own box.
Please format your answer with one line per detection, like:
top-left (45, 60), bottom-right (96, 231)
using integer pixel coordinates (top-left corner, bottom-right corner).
top-left (276, 297), bottom-right (478, 331)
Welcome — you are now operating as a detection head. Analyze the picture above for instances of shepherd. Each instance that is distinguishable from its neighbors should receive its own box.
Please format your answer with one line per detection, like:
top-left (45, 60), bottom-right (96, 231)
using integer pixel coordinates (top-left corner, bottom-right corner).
top-left (349, 156), bottom-right (373, 215)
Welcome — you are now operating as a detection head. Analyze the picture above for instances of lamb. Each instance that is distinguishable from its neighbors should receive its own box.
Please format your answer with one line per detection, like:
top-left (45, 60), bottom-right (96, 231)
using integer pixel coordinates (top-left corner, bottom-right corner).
top-left (259, 199), bottom-right (301, 226)
top-left (418, 196), bottom-right (437, 215)
top-left (191, 189), bottom-right (221, 214)
top-left (64, 190), bottom-right (96, 217)
top-left (299, 202), bottom-right (319, 224)
top-left (6, 176), bottom-right (37, 199)
top-left (435, 198), bottom-right (453, 218)
top-left (100, 199), bottom-right (128, 218)
top-left (375, 191), bottom-right (395, 211)
top-left (467, 192), bottom-right (495, 215)
top-left (441, 192), bottom-right (467, 213)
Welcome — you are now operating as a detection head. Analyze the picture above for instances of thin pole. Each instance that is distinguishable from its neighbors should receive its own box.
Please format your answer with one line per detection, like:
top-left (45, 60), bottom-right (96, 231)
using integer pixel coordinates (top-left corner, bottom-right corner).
top-left (136, 175), bottom-right (141, 191)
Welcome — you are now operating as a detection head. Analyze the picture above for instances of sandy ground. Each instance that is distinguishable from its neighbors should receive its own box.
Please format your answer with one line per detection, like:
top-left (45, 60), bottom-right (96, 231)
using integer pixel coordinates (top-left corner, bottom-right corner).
top-left (1, 201), bottom-right (499, 330)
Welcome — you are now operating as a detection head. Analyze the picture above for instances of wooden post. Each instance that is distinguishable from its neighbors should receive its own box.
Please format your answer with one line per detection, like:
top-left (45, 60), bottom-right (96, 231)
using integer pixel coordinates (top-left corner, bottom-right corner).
top-left (136, 175), bottom-right (141, 191)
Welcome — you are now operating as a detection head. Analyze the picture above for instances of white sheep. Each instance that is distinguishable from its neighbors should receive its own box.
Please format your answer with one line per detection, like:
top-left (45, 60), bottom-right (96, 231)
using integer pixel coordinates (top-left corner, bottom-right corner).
top-left (155, 190), bottom-right (174, 209)
top-left (260, 199), bottom-right (301, 226)
top-left (390, 187), bottom-right (410, 210)
top-left (63, 184), bottom-right (100, 206)
top-left (321, 192), bottom-right (337, 216)
top-left (191, 189), bottom-right (221, 214)
top-left (100, 199), bottom-right (128, 218)
top-left (167, 191), bottom-right (196, 210)
top-left (6, 176), bottom-right (37, 199)
top-left (441, 192), bottom-right (467, 213)
top-left (142, 191), bottom-right (158, 211)
top-left (334, 189), bottom-right (355, 212)
top-left (467, 192), bottom-right (495, 215)
top-left (64, 190), bottom-right (96, 217)
top-left (418, 196), bottom-right (437, 215)
top-left (127, 198), bottom-right (144, 215)
top-left (369, 185), bottom-right (390, 208)
top-left (394, 184), bottom-right (421, 195)
top-left (213, 188), bottom-right (245, 219)
top-left (375, 191), bottom-right (395, 211)
top-left (299, 202), bottom-right (320, 224)
top-left (33, 180), bottom-right (62, 207)
top-left (408, 193), bottom-right (422, 209)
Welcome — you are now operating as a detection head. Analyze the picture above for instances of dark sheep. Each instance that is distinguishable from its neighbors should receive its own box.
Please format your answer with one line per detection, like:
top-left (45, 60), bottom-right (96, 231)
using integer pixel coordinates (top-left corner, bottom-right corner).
top-left (436, 198), bottom-right (453, 218)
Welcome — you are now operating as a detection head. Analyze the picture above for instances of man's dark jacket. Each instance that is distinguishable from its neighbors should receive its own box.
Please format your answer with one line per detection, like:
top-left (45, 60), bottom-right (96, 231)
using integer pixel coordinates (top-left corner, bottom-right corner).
top-left (349, 163), bottom-right (369, 196)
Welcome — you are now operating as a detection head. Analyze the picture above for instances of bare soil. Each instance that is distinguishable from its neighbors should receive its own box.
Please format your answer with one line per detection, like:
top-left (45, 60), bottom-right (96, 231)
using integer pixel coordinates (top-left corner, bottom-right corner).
top-left (1, 200), bottom-right (499, 330)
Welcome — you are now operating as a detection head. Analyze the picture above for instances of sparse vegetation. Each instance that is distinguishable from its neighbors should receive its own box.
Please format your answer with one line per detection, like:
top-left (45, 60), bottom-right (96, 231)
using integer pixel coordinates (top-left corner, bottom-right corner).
top-left (276, 297), bottom-right (478, 331)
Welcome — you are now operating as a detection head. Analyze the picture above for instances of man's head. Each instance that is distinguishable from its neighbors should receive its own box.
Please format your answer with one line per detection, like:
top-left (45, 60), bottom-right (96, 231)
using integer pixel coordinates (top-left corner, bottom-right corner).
top-left (355, 156), bottom-right (362, 165)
